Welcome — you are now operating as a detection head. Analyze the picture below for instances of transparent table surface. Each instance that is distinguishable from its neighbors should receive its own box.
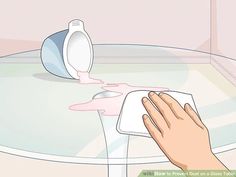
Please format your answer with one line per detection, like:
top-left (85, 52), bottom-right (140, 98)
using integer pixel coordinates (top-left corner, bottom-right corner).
top-left (0, 44), bottom-right (236, 164)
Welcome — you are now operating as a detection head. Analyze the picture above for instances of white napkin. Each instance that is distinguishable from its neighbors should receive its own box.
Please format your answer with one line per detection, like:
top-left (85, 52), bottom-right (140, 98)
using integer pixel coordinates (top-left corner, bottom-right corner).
top-left (117, 90), bottom-right (198, 137)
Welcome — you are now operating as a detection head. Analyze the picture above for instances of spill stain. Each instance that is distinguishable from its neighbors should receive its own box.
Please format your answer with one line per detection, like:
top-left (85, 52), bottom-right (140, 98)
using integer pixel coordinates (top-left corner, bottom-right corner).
top-left (69, 83), bottom-right (168, 116)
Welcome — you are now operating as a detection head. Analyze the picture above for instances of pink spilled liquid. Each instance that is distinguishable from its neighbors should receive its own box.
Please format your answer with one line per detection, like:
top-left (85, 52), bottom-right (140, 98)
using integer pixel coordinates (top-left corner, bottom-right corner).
top-left (77, 71), bottom-right (104, 84)
top-left (69, 83), bottom-right (168, 116)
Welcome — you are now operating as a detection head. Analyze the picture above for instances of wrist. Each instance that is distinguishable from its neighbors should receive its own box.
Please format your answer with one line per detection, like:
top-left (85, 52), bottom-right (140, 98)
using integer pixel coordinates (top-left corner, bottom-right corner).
top-left (182, 152), bottom-right (227, 171)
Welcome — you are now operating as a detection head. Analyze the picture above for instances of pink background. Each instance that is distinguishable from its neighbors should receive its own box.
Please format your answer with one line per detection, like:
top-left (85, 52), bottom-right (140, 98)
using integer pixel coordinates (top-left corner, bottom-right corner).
top-left (0, 0), bottom-right (235, 59)
top-left (213, 0), bottom-right (236, 59)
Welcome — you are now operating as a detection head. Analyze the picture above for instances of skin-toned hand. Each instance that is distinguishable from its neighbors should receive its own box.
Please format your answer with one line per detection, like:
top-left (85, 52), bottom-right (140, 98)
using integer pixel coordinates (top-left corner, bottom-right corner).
top-left (142, 92), bottom-right (228, 171)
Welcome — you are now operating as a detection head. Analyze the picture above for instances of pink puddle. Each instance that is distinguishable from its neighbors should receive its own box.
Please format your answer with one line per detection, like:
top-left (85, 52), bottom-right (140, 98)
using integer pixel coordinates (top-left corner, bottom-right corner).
top-left (69, 83), bottom-right (168, 116)
top-left (77, 71), bottom-right (104, 84)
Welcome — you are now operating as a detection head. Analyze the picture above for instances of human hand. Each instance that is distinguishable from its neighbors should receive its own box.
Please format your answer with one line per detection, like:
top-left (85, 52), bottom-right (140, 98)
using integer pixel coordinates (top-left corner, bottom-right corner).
top-left (142, 92), bottom-right (227, 171)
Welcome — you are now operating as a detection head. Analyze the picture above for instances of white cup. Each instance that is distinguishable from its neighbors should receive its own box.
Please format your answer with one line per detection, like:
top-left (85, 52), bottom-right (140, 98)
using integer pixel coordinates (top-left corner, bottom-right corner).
top-left (41, 19), bottom-right (93, 79)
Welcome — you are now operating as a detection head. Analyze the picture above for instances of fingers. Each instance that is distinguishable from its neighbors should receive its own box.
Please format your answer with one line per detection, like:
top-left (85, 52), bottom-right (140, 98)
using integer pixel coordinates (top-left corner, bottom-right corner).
top-left (158, 93), bottom-right (188, 119)
top-left (148, 92), bottom-right (176, 125)
top-left (142, 97), bottom-right (169, 132)
top-left (143, 114), bottom-right (163, 142)
top-left (184, 103), bottom-right (205, 129)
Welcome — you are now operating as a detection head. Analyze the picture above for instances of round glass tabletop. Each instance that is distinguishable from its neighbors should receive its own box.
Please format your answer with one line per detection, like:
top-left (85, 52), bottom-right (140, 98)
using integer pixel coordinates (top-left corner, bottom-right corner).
top-left (0, 44), bottom-right (236, 165)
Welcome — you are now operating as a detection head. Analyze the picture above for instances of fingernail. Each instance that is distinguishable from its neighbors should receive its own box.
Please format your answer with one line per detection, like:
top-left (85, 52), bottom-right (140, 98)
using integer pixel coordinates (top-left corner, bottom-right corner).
top-left (185, 103), bottom-right (191, 109)
top-left (142, 114), bottom-right (147, 119)
top-left (188, 103), bottom-right (192, 109)
top-left (142, 97), bottom-right (148, 103)
top-left (159, 92), bottom-right (164, 96)
top-left (149, 91), bottom-right (155, 96)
